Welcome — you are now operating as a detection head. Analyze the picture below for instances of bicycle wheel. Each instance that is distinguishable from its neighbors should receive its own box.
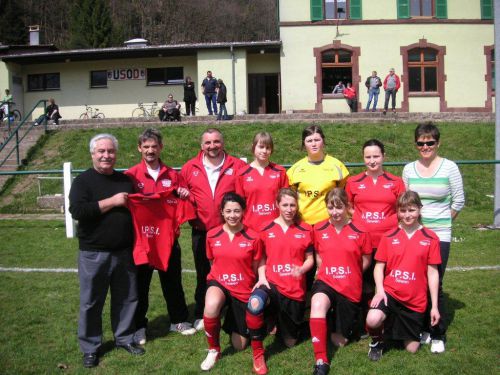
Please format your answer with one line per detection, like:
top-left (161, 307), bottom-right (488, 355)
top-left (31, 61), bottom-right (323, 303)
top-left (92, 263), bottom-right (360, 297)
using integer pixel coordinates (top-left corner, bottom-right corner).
top-left (79, 113), bottom-right (89, 120)
top-left (152, 109), bottom-right (160, 119)
top-left (12, 110), bottom-right (21, 121)
top-left (132, 108), bottom-right (145, 118)
top-left (95, 113), bottom-right (105, 119)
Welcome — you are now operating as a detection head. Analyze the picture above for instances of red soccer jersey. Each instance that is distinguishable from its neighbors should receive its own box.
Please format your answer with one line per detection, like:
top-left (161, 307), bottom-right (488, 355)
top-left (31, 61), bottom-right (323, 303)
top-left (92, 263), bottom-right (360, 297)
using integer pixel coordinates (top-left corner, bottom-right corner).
top-left (376, 227), bottom-right (441, 313)
top-left (125, 159), bottom-right (186, 195)
top-left (346, 171), bottom-right (405, 248)
top-left (206, 225), bottom-right (262, 302)
top-left (260, 221), bottom-right (313, 301)
top-left (127, 191), bottom-right (196, 271)
top-left (313, 220), bottom-right (372, 303)
top-left (181, 151), bottom-right (247, 231)
top-left (235, 163), bottom-right (289, 231)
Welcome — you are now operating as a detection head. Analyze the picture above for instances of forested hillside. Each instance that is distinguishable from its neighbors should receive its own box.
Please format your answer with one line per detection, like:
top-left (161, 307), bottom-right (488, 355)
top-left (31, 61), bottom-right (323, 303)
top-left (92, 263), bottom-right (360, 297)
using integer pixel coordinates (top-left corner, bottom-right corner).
top-left (0, 0), bottom-right (278, 49)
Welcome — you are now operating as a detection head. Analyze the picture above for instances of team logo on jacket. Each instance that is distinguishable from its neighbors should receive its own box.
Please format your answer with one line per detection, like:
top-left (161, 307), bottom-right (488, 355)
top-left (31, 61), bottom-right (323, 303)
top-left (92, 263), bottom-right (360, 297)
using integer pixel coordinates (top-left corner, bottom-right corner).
top-left (141, 225), bottom-right (160, 238)
top-left (214, 240), bottom-right (222, 247)
top-left (269, 174), bottom-right (279, 179)
top-left (137, 182), bottom-right (144, 189)
top-left (224, 168), bottom-right (233, 175)
top-left (358, 184), bottom-right (366, 189)
top-left (419, 240), bottom-right (430, 246)
top-left (348, 234), bottom-right (359, 240)
top-left (239, 241), bottom-right (251, 248)
top-left (321, 233), bottom-right (329, 240)
top-left (383, 183), bottom-right (394, 189)
top-left (245, 176), bottom-right (254, 182)
top-left (268, 232), bottom-right (276, 238)
top-left (193, 171), bottom-right (199, 177)
top-left (294, 233), bottom-right (305, 239)
top-left (161, 179), bottom-right (172, 188)
top-left (392, 238), bottom-right (400, 245)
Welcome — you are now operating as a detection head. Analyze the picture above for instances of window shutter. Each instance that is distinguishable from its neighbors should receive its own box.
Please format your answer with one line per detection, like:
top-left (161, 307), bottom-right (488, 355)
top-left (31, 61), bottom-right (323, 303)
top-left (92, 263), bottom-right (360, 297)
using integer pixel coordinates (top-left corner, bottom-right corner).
top-left (397, 0), bottom-right (410, 19)
top-left (435, 0), bottom-right (447, 19)
top-left (350, 0), bottom-right (362, 19)
top-left (481, 0), bottom-right (493, 20)
top-left (310, 0), bottom-right (324, 21)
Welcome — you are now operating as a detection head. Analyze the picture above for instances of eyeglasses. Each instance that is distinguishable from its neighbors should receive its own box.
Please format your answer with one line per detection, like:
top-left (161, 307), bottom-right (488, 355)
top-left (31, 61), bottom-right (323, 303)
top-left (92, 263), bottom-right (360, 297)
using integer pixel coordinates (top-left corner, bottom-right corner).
top-left (416, 141), bottom-right (437, 147)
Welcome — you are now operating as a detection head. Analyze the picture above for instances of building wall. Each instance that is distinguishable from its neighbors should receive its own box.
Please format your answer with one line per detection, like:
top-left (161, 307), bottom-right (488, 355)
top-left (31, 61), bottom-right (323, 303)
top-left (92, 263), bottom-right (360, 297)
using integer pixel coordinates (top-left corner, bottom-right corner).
top-left (197, 49), bottom-right (248, 116)
top-left (21, 56), bottom-right (198, 119)
top-left (280, 22), bottom-right (493, 112)
top-left (247, 53), bottom-right (280, 74)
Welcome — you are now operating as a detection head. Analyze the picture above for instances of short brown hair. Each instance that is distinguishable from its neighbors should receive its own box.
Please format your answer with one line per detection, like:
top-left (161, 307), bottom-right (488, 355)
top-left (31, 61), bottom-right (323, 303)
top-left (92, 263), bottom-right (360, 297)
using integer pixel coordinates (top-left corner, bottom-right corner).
top-left (252, 132), bottom-right (274, 153)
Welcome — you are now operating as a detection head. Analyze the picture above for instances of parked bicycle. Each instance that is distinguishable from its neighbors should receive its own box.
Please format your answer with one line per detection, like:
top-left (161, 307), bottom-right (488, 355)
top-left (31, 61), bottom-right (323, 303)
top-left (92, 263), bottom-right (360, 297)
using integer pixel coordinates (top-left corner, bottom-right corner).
top-left (132, 101), bottom-right (159, 119)
top-left (79, 105), bottom-right (105, 119)
top-left (0, 101), bottom-right (21, 122)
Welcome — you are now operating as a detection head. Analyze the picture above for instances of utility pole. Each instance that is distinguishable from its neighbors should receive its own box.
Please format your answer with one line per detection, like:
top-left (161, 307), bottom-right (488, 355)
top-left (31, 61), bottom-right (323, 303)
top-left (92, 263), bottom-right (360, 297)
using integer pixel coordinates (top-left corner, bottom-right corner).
top-left (495, 1), bottom-right (500, 227)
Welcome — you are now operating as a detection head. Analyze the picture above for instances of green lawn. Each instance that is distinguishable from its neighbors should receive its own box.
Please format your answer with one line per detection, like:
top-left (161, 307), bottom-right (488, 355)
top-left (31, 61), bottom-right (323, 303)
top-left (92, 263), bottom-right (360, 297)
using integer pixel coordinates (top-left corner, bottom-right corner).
top-left (0, 121), bottom-right (498, 374)
top-left (0, 210), bottom-right (498, 374)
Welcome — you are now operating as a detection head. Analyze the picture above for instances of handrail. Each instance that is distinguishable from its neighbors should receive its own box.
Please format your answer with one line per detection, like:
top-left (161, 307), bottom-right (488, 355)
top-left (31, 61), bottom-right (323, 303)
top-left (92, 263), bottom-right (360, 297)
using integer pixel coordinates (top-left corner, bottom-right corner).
top-left (0, 159), bottom-right (499, 176)
top-left (0, 99), bottom-right (47, 167)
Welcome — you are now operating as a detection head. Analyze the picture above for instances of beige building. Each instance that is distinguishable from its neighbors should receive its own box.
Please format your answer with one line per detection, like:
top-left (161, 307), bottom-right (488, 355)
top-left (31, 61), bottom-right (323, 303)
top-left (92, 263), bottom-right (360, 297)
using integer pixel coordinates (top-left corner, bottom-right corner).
top-left (0, 0), bottom-right (495, 118)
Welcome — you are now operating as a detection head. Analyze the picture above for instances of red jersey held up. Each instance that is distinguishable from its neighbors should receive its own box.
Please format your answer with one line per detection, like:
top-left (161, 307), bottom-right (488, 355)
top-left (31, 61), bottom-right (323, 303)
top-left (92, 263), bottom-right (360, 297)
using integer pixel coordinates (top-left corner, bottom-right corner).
top-left (376, 227), bottom-right (441, 313)
top-left (206, 225), bottom-right (262, 302)
top-left (313, 220), bottom-right (372, 303)
top-left (127, 191), bottom-right (196, 271)
top-left (235, 163), bottom-right (289, 231)
top-left (260, 221), bottom-right (313, 301)
top-left (125, 159), bottom-right (186, 195)
top-left (181, 151), bottom-right (247, 231)
top-left (346, 171), bottom-right (405, 248)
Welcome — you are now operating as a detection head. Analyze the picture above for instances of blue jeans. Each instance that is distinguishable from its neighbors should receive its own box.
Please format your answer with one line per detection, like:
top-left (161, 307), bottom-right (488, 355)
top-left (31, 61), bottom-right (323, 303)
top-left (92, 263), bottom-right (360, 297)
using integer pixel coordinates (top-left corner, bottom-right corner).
top-left (217, 103), bottom-right (228, 120)
top-left (204, 93), bottom-right (217, 115)
top-left (366, 88), bottom-right (380, 111)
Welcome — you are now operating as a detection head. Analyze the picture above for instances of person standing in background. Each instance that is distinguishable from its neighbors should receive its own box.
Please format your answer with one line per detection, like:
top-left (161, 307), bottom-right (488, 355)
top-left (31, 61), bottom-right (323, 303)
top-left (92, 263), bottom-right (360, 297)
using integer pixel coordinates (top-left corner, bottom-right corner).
top-left (365, 71), bottom-right (382, 112)
top-left (184, 76), bottom-right (197, 116)
top-left (201, 71), bottom-right (218, 116)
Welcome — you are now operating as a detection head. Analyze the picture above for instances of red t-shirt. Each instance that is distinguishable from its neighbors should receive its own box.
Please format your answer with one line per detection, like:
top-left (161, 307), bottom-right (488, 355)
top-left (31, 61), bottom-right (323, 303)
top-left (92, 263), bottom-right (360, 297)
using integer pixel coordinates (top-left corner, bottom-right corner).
top-left (206, 225), bottom-right (263, 302)
top-left (313, 220), bottom-right (372, 303)
top-left (127, 191), bottom-right (196, 271)
top-left (235, 163), bottom-right (289, 231)
top-left (376, 227), bottom-right (441, 313)
top-left (260, 221), bottom-right (313, 301)
top-left (346, 171), bottom-right (405, 248)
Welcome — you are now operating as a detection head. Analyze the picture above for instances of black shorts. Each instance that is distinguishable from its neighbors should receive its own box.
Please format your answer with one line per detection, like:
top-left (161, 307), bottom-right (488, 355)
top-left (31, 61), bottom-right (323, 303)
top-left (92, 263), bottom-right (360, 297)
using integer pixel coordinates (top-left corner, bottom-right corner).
top-left (311, 280), bottom-right (360, 338)
top-left (258, 283), bottom-right (306, 341)
top-left (362, 250), bottom-right (377, 291)
top-left (372, 293), bottom-right (424, 342)
top-left (207, 280), bottom-right (249, 338)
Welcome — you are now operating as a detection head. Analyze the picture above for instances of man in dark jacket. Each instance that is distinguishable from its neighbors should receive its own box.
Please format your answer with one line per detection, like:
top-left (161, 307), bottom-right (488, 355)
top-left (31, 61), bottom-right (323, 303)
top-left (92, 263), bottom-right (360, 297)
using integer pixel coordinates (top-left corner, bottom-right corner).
top-left (216, 79), bottom-right (228, 120)
top-left (201, 71), bottom-right (218, 115)
top-left (364, 71), bottom-right (382, 112)
top-left (69, 133), bottom-right (145, 368)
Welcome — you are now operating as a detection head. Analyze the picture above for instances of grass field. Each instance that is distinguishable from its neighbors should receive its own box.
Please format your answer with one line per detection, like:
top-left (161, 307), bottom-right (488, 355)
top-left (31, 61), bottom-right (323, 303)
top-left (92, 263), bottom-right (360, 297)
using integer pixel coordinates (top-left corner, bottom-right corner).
top-left (0, 122), bottom-right (498, 374)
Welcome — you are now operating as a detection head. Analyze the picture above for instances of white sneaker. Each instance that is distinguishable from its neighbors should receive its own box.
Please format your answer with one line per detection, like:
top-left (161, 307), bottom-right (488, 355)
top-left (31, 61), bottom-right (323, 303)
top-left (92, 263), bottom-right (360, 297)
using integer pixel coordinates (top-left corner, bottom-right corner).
top-left (194, 319), bottom-right (204, 332)
top-left (200, 349), bottom-right (220, 371)
top-left (170, 322), bottom-right (196, 336)
top-left (430, 339), bottom-right (445, 353)
top-left (420, 331), bottom-right (431, 345)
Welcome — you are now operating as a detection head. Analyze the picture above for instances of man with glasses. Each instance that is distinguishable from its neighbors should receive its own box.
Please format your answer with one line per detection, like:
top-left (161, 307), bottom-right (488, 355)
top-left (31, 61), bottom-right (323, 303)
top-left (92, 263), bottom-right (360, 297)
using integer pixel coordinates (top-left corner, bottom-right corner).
top-left (159, 94), bottom-right (181, 121)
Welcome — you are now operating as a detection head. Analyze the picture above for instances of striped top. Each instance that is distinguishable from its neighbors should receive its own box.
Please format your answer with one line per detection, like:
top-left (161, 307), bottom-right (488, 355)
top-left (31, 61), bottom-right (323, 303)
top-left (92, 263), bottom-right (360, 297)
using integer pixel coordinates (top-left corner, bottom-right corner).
top-left (402, 158), bottom-right (465, 242)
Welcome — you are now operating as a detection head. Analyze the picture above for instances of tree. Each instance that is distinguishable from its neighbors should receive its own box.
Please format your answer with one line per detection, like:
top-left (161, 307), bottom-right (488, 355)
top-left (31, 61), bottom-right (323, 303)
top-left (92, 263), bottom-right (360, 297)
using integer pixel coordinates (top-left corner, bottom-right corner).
top-left (0, 0), bottom-right (28, 44)
top-left (69, 0), bottom-right (113, 49)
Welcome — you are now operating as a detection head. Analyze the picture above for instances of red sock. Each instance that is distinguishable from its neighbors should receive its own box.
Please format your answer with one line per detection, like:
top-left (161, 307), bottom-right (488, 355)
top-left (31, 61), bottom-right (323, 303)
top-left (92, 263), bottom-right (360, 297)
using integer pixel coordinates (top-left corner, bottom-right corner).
top-left (251, 339), bottom-right (265, 358)
top-left (309, 317), bottom-right (328, 364)
top-left (246, 311), bottom-right (264, 330)
top-left (203, 315), bottom-right (221, 352)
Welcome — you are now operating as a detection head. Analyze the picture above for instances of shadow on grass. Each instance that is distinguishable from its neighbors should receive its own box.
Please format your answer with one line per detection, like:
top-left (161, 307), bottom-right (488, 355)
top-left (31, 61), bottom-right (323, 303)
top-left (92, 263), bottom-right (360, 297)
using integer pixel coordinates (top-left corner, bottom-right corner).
top-left (445, 293), bottom-right (465, 328)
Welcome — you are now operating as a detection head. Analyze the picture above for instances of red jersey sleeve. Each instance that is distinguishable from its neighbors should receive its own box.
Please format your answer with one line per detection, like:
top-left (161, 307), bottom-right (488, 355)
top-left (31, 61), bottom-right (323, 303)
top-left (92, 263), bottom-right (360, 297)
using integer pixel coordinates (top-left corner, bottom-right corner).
top-left (235, 172), bottom-right (244, 197)
top-left (361, 232), bottom-right (373, 255)
top-left (253, 237), bottom-right (263, 262)
top-left (280, 167), bottom-right (290, 188)
top-left (427, 231), bottom-right (442, 265)
top-left (345, 179), bottom-right (354, 203)
top-left (375, 235), bottom-right (388, 262)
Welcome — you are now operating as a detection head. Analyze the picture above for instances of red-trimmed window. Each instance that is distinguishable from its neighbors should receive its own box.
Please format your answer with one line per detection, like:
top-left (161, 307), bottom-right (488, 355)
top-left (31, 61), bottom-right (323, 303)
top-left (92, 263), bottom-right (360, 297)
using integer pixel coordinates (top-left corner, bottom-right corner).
top-left (408, 48), bottom-right (438, 93)
top-left (321, 49), bottom-right (353, 94)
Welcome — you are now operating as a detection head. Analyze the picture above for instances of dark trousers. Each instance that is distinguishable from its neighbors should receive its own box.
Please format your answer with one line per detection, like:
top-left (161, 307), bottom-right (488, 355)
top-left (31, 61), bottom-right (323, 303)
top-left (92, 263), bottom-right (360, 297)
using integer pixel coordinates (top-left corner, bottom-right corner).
top-left (192, 228), bottom-right (211, 319)
top-left (134, 240), bottom-right (189, 329)
top-left (346, 98), bottom-right (358, 112)
top-left (78, 249), bottom-right (138, 353)
top-left (204, 93), bottom-right (218, 115)
top-left (384, 89), bottom-right (397, 110)
top-left (428, 241), bottom-right (450, 339)
top-left (185, 100), bottom-right (196, 116)
top-left (159, 108), bottom-right (180, 121)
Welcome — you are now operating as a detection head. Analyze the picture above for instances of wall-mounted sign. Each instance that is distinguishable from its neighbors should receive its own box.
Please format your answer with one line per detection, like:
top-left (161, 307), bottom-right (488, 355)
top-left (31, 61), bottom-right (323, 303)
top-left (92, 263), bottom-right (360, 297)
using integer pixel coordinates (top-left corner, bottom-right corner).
top-left (107, 68), bottom-right (146, 80)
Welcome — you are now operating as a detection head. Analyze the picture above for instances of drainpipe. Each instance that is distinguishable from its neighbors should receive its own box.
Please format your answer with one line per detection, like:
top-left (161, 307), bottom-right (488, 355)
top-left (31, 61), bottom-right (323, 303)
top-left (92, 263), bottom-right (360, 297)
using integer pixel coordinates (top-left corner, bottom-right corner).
top-left (230, 44), bottom-right (236, 116)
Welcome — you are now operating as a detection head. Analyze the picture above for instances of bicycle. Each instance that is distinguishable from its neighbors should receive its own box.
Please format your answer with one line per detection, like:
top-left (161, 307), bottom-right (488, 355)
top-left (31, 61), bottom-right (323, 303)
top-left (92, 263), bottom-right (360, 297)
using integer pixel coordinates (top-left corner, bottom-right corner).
top-left (79, 105), bottom-right (105, 119)
top-left (132, 101), bottom-right (159, 119)
top-left (0, 101), bottom-right (21, 122)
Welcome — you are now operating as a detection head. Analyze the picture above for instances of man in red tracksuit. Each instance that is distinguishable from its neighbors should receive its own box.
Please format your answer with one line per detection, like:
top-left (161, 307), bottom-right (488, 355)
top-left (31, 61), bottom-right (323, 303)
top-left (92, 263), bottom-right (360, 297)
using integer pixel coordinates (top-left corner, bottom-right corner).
top-left (125, 128), bottom-right (196, 345)
top-left (181, 128), bottom-right (246, 331)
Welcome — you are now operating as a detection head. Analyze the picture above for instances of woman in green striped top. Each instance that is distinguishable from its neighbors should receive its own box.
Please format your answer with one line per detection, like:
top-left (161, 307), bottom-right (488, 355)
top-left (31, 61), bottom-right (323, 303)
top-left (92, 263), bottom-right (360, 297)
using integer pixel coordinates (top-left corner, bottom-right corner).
top-left (402, 122), bottom-right (465, 354)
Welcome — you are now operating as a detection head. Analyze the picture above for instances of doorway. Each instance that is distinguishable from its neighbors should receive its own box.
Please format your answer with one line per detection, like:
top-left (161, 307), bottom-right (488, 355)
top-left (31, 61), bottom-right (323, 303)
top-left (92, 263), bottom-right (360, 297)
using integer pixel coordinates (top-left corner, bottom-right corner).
top-left (248, 73), bottom-right (280, 114)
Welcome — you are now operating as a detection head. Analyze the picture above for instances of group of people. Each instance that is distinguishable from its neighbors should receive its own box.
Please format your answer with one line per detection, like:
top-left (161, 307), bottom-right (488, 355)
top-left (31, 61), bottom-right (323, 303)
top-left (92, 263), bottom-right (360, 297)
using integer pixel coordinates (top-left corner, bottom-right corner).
top-left (157, 71), bottom-right (228, 121)
top-left (69, 122), bottom-right (464, 374)
top-left (332, 68), bottom-right (401, 114)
